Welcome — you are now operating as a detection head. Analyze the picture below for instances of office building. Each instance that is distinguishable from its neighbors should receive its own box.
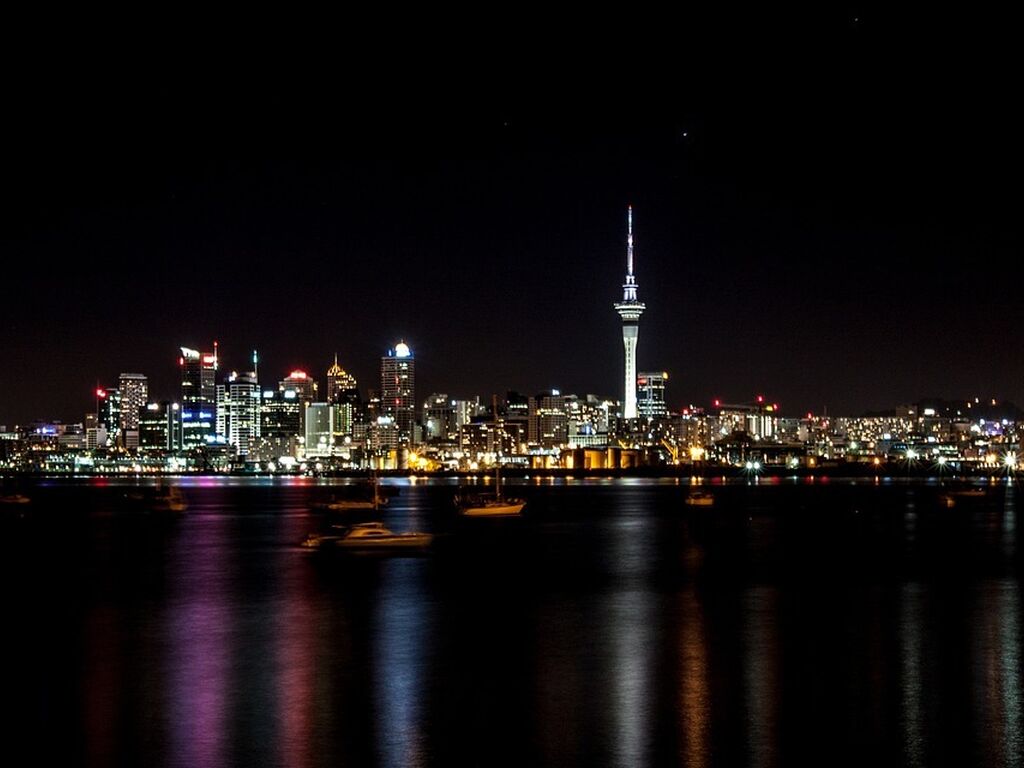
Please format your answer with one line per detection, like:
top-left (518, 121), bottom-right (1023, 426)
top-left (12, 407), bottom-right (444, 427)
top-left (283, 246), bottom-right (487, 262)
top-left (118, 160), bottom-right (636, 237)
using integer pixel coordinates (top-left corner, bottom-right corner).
top-left (381, 341), bottom-right (415, 445)
top-left (304, 403), bottom-right (335, 458)
top-left (637, 372), bottom-right (668, 419)
top-left (118, 373), bottom-right (148, 432)
top-left (180, 345), bottom-right (218, 448)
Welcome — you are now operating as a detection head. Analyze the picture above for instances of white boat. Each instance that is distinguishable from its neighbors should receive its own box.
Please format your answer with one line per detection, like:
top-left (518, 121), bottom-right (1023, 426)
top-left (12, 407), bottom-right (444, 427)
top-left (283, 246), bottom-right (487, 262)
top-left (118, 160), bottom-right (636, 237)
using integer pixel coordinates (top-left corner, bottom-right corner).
top-left (334, 522), bottom-right (433, 551)
top-left (457, 468), bottom-right (525, 517)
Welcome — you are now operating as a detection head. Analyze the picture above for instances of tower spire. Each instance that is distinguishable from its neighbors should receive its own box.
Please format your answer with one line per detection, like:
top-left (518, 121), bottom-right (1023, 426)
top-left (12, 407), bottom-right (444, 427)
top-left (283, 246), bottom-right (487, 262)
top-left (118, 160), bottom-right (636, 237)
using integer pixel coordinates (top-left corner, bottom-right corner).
top-left (627, 204), bottom-right (634, 277)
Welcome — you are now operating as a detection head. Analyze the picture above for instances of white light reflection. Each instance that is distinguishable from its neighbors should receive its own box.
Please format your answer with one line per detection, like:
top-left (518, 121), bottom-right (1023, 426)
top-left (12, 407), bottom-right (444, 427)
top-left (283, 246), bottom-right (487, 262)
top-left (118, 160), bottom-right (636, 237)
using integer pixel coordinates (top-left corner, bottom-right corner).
top-left (899, 583), bottom-right (925, 767)
top-left (973, 581), bottom-right (1023, 767)
top-left (609, 501), bottom-right (655, 766)
top-left (610, 589), bottom-right (654, 766)
top-left (372, 560), bottom-right (433, 768)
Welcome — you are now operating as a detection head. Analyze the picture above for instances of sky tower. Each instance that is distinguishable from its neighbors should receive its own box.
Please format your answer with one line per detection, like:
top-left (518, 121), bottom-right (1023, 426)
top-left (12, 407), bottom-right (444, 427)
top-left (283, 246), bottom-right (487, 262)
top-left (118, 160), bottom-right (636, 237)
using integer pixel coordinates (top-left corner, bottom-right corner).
top-left (614, 205), bottom-right (645, 419)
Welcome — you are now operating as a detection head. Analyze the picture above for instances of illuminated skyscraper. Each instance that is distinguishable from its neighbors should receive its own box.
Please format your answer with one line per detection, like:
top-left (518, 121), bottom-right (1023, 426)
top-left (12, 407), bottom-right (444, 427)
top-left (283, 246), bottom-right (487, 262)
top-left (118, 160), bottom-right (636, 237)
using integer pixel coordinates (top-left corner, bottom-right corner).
top-left (96, 386), bottom-right (121, 446)
top-left (279, 370), bottom-right (318, 404)
top-left (381, 341), bottom-right (415, 445)
top-left (637, 372), bottom-right (668, 419)
top-left (180, 344), bottom-right (218, 448)
top-left (326, 354), bottom-right (357, 401)
top-left (118, 373), bottom-right (148, 433)
top-left (216, 371), bottom-right (261, 456)
top-left (304, 403), bottom-right (335, 458)
top-left (326, 355), bottom-right (360, 438)
top-left (613, 206), bottom-right (645, 419)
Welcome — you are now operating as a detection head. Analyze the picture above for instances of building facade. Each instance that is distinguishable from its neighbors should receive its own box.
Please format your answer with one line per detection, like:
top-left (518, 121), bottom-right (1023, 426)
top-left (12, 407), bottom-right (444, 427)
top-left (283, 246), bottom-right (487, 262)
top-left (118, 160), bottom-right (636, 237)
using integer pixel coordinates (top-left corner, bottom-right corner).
top-left (118, 373), bottom-right (148, 433)
top-left (381, 341), bottom-right (415, 446)
top-left (637, 371), bottom-right (668, 419)
top-left (180, 346), bottom-right (218, 448)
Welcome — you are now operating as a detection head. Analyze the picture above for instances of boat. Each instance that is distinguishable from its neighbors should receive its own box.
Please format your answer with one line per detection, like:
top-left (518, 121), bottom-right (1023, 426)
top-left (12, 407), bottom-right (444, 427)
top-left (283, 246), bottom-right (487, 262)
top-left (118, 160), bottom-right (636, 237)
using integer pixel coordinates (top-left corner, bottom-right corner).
top-left (334, 522), bottom-right (433, 551)
top-left (126, 485), bottom-right (187, 512)
top-left (949, 487), bottom-right (986, 498)
top-left (938, 486), bottom-right (986, 507)
top-left (312, 474), bottom-right (388, 511)
top-left (456, 467), bottom-right (525, 517)
top-left (0, 493), bottom-right (31, 505)
top-left (151, 485), bottom-right (188, 512)
top-left (684, 490), bottom-right (715, 507)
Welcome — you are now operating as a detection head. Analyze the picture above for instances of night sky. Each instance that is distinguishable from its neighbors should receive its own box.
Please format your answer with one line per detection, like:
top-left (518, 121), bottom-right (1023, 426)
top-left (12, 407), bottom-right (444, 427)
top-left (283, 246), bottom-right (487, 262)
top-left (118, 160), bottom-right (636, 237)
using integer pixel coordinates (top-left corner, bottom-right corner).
top-left (2, 10), bottom-right (1020, 425)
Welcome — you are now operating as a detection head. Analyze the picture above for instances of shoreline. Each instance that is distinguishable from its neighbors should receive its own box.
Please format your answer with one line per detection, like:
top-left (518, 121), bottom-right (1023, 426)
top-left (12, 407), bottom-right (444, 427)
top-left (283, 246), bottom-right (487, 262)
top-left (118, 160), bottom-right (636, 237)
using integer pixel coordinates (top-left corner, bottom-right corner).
top-left (2, 465), bottom-right (1017, 481)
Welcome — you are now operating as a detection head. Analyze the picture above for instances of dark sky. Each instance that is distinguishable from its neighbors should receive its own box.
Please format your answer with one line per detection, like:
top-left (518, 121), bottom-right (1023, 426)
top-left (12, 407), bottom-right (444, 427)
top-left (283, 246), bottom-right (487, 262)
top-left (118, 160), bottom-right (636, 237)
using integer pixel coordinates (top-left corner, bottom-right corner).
top-left (2, 10), bottom-right (1021, 424)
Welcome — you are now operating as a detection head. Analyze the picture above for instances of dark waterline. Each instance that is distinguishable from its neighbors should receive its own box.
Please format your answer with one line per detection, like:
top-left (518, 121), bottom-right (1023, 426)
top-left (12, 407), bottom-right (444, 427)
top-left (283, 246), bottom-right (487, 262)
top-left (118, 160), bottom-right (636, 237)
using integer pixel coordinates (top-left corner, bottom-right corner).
top-left (3, 478), bottom-right (1022, 767)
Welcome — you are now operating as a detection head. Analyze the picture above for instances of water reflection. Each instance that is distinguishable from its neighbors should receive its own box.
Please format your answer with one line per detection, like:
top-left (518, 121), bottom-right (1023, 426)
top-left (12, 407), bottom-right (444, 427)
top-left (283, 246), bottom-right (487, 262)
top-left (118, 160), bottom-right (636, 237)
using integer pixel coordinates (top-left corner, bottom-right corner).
top-left (677, 587), bottom-right (710, 767)
top-left (372, 560), bottom-right (432, 768)
top-left (166, 512), bottom-right (232, 768)
top-left (899, 583), bottom-right (925, 768)
top-left (973, 581), bottom-right (1023, 768)
top-left (14, 479), bottom-right (1024, 767)
top-left (743, 586), bottom-right (779, 768)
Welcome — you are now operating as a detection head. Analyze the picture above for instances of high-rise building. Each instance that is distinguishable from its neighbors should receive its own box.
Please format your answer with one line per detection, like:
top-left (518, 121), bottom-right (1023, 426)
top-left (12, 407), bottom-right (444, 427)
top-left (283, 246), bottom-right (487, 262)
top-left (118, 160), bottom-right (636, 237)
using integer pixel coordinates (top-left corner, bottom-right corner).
top-left (423, 393), bottom-right (455, 443)
top-left (326, 355), bottom-right (357, 402)
top-left (530, 389), bottom-right (567, 449)
top-left (260, 388), bottom-right (302, 440)
top-left (381, 341), bottom-right (415, 445)
top-left (637, 372), bottom-right (668, 419)
top-left (180, 345), bottom-right (218, 448)
top-left (139, 402), bottom-right (183, 452)
top-left (280, 370), bottom-right (318, 404)
top-left (222, 371), bottom-right (261, 456)
top-left (304, 403), bottom-right (335, 458)
top-left (613, 206), bottom-right (645, 419)
top-left (326, 355), bottom-right (359, 438)
top-left (96, 386), bottom-right (121, 445)
top-left (118, 373), bottom-right (148, 433)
